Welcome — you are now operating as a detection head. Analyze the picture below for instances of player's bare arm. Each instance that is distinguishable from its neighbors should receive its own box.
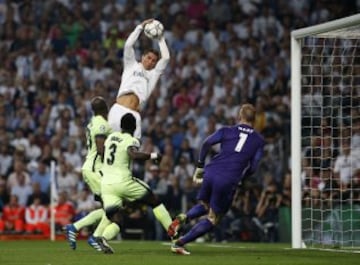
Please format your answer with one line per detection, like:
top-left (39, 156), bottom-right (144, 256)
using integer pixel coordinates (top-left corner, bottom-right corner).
top-left (127, 146), bottom-right (161, 163)
top-left (95, 135), bottom-right (106, 157)
top-left (141, 18), bottom-right (154, 27)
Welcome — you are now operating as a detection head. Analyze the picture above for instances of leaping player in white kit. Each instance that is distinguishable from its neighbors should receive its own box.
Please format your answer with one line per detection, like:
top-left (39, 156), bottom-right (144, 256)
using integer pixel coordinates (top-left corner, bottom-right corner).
top-left (108, 18), bottom-right (170, 139)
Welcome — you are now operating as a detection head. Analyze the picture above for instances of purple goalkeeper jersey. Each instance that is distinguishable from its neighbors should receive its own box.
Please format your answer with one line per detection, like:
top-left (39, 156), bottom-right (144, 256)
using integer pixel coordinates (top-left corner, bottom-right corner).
top-left (199, 124), bottom-right (265, 185)
top-left (197, 124), bottom-right (265, 214)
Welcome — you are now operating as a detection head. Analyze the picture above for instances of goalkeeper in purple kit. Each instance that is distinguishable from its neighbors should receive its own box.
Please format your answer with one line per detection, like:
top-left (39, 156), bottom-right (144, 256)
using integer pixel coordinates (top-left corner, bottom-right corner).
top-left (169, 104), bottom-right (265, 255)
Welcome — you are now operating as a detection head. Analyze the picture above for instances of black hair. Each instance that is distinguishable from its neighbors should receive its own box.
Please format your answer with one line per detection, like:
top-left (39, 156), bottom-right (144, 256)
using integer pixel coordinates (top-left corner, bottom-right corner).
top-left (143, 48), bottom-right (160, 59)
top-left (121, 113), bottom-right (136, 135)
top-left (91, 96), bottom-right (108, 115)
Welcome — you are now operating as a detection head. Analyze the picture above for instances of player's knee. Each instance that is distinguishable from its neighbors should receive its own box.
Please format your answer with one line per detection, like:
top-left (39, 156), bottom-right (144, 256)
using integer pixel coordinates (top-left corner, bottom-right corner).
top-left (140, 191), bottom-right (160, 208)
top-left (105, 206), bottom-right (120, 222)
top-left (94, 194), bottom-right (102, 204)
top-left (208, 211), bottom-right (222, 225)
top-left (199, 201), bottom-right (210, 211)
top-left (207, 215), bottom-right (217, 225)
top-left (148, 197), bottom-right (160, 208)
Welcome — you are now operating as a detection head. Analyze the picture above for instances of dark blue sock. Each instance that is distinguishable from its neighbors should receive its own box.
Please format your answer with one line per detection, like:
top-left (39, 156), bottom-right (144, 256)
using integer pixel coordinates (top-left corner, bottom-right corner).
top-left (178, 218), bottom-right (214, 246)
top-left (186, 204), bottom-right (207, 220)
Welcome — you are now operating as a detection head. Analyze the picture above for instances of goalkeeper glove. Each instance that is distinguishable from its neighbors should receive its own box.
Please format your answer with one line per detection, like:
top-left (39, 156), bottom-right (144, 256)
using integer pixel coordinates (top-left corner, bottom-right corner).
top-left (150, 152), bottom-right (162, 164)
top-left (192, 161), bottom-right (204, 184)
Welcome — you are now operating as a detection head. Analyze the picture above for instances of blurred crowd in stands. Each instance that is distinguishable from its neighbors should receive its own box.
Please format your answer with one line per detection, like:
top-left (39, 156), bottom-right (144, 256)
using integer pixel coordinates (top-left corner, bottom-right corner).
top-left (0, 0), bottom-right (359, 242)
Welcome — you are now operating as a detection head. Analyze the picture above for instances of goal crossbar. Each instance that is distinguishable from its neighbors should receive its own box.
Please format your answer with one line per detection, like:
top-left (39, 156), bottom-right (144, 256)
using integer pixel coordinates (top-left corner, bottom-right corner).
top-left (292, 13), bottom-right (360, 39)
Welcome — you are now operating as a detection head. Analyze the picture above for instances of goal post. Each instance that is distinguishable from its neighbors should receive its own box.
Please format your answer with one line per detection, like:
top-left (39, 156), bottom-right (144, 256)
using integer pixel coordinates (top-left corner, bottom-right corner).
top-left (291, 34), bottom-right (302, 249)
top-left (50, 160), bottom-right (58, 241)
top-left (291, 13), bottom-right (360, 249)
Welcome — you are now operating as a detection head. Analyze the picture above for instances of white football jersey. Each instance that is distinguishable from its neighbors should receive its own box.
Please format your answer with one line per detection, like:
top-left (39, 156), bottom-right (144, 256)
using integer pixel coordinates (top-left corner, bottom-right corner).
top-left (117, 25), bottom-right (169, 107)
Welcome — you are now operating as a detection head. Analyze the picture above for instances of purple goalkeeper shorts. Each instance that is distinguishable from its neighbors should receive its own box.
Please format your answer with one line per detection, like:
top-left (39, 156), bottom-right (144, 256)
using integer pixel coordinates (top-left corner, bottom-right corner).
top-left (196, 173), bottom-right (237, 214)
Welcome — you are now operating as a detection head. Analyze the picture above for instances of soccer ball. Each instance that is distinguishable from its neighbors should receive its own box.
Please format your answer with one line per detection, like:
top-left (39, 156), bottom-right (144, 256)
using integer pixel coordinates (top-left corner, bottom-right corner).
top-left (144, 20), bottom-right (164, 39)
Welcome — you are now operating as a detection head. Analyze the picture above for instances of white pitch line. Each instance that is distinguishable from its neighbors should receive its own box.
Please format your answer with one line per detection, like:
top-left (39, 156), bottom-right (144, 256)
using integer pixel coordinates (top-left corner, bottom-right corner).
top-left (284, 247), bottom-right (360, 254)
top-left (205, 244), bottom-right (246, 249)
top-left (161, 242), bottom-right (246, 249)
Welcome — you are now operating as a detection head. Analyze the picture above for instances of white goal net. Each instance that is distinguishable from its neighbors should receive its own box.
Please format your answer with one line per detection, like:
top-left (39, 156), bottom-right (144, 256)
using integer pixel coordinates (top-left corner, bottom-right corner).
top-left (291, 14), bottom-right (360, 250)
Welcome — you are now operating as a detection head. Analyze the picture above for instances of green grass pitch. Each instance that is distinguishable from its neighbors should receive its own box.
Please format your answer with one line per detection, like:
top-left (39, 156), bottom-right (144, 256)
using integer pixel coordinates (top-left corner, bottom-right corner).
top-left (0, 240), bottom-right (359, 265)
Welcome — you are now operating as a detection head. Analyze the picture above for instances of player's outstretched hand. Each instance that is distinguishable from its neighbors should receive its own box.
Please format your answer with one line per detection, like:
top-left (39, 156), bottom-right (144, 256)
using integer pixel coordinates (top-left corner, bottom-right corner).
top-left (141, 18), bottom-right (154, 28)
top-left (192, 167), bottom-right (204, 184)
top-left (150, 152), bottom-right (162, 164)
